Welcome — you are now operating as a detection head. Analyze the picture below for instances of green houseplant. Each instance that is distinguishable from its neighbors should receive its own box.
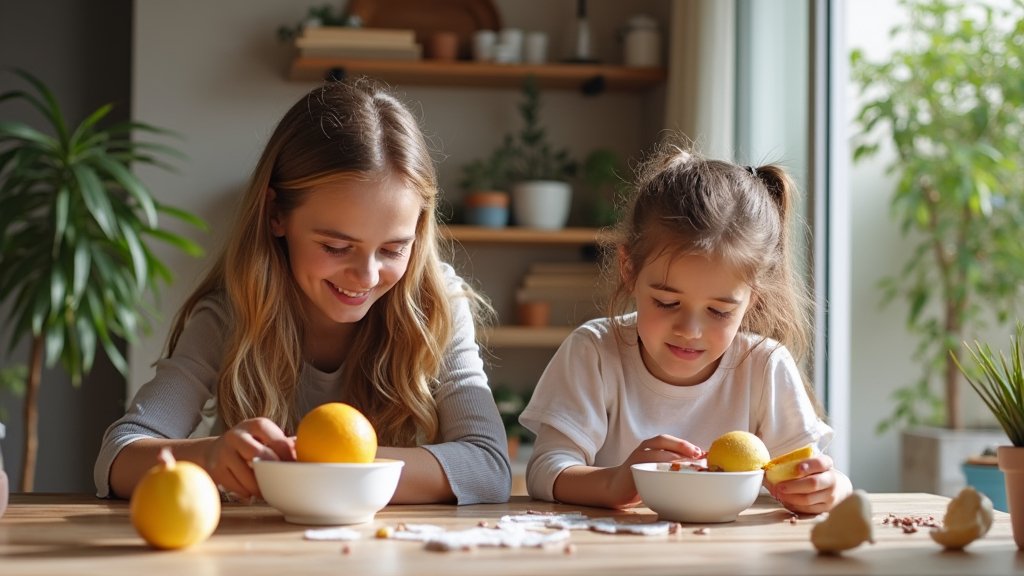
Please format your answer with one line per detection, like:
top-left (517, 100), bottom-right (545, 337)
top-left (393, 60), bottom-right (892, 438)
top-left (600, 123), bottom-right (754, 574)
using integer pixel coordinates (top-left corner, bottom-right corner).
top-left (851, 0), bottom-right (1024, 433)
top-left (954, 323), bottom-right (1024, 548)
top-left (459, 136), bottom-right (514, 228)
top-left (580, 148), bottom-right (628, 227)
top-left (505, 77), bottom-right (577, 229)
top-left (0, 69), bottom-right (206, 490)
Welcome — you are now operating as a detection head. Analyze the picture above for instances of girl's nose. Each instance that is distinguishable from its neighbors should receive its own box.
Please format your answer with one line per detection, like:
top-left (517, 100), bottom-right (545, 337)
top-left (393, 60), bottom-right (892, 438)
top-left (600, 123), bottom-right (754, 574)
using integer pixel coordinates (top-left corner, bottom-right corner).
top-left (673, 311), bottom-right (701, 339)
top-left (349, 253), bottom-right (380, 288)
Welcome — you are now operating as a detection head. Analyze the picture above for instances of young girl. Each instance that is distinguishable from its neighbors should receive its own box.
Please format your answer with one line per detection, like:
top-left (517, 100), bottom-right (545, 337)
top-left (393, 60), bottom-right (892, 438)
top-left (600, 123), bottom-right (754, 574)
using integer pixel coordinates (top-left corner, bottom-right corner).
top-left (94, 79), bottom-right (511, 505)
top-left (520, 143), bottom-right (852, 514)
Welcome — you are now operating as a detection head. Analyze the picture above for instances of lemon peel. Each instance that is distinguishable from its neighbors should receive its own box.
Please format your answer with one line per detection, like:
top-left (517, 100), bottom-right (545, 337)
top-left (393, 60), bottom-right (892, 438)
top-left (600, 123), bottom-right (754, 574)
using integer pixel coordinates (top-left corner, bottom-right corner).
top-left (763, 444), bottom-right (815, 484)
top-left (810, 489), bottom-right (874, 554)
top-left (929, 486), bottom-right (994, 550)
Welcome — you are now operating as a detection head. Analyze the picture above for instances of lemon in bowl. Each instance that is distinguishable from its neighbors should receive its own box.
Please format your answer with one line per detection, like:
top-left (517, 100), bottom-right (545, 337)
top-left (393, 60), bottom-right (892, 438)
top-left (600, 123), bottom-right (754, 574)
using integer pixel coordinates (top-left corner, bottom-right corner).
top-left (632, 463), bottom-right (764, 523)
top-left (255, 402), bottom-right (403, 525)
top-left (633, 430), bottom-right (771, 523)
top-left (254, 458), bottom-right (404, 525)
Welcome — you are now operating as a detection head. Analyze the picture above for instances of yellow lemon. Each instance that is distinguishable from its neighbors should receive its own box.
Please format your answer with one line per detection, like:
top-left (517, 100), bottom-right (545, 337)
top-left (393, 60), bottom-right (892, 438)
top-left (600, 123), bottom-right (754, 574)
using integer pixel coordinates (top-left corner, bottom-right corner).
top-left (296, 402), bottom-right (378, 463)
top-left (763, 444), bottom-right (815, 485)
top-left (130, 448), bottom-right (220, 550)
top-left (706, 431), bottom-right (770, 472)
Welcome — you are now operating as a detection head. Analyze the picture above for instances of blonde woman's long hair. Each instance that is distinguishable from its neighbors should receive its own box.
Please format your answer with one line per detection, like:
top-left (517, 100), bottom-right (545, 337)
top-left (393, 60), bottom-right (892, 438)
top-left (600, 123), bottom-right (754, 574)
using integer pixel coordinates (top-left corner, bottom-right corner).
top-left (167, 78), bottom-right (458, 445)
top-left (602, 142), bottom-right (817, 406)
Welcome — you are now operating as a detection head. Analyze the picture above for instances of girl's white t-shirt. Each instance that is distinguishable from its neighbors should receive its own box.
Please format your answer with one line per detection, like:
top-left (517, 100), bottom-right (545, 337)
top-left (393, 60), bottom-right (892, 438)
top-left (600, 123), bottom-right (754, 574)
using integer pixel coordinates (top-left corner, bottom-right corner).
top-left (519, 313), bottom-right (833, 502)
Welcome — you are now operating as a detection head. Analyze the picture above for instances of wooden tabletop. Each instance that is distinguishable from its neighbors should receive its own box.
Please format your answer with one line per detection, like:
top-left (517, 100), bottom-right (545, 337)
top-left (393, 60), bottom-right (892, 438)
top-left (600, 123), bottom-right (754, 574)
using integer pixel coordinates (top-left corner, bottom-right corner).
top-left (1, 493), bottom-right (1018, 575)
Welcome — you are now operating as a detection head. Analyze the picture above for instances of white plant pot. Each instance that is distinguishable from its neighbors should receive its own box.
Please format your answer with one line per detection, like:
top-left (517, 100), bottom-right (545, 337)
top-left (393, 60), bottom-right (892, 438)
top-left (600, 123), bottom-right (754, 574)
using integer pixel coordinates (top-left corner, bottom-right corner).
top-left (511, 180), bottom-right (572, 229)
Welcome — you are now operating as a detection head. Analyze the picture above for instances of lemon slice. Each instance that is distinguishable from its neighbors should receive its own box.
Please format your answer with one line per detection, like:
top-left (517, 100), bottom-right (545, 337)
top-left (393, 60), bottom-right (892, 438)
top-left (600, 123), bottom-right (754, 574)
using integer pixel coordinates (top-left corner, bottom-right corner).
top-left (763, 444), bottom-right (814, 484)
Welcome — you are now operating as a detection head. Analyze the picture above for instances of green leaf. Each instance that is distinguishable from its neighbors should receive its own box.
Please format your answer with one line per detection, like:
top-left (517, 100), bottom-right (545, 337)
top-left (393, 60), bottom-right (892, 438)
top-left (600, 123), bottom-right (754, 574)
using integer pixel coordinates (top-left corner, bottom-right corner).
top-left (72, 163), bottom-right (117, 239)
top-left (92, 154), bottom-right (158, 227)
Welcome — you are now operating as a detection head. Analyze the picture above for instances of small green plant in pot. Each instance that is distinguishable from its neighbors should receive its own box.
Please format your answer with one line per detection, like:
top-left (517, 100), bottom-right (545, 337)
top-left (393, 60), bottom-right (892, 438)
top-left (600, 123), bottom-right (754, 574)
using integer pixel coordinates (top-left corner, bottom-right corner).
top-left (506, 77), bottom-right (577, 229)
top-left (0, 69), bottom-right (206, 490)
top-left (459, 136), bottom-right (514, 228)
top-left (954, 323), bottom-right (1024, 549)
top-left (581, 148), bottom-right (628, 227)
top-left (491, 384), bottom-right (532, 459)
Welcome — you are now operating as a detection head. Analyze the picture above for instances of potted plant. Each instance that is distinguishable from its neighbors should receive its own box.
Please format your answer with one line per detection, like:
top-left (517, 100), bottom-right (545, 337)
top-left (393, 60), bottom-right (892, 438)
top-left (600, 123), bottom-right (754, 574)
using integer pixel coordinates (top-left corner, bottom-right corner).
top-left (459, 136), bottom-right (513, 228)
top-left (850, 0), bottom-right (1024, 493)
top-left (505, 77), bottom-right (577, 229)
top-left (580, 148), bottom-right (628, 227)
top-left (0, 69), bottom-right (206, 490)
top-left (491, 384), bottom-right (531, 460)
top-left (954, 323), bottom-right (1024, 549)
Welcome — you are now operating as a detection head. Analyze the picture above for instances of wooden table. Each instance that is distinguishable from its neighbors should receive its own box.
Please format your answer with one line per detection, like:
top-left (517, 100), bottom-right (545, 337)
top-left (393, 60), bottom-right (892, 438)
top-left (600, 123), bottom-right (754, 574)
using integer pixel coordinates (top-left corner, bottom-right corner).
top-left (1, 493), bottom-right (1019, 575)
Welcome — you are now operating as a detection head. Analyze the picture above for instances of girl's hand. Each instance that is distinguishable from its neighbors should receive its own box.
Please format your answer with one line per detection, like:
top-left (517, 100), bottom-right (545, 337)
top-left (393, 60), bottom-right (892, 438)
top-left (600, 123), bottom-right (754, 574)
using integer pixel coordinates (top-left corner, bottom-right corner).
top-left (607, 435), bottom-right (705, 509)
top-left (766, 454), bottom-right (853, 514)
top-left (204, 417), bottom-right (295, 500)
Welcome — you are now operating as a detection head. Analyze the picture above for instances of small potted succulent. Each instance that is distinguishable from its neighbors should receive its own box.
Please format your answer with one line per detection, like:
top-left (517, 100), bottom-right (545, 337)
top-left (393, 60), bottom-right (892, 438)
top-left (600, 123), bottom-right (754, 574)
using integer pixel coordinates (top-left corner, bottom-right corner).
top-left (954, 322), bottom-right (1024, 549)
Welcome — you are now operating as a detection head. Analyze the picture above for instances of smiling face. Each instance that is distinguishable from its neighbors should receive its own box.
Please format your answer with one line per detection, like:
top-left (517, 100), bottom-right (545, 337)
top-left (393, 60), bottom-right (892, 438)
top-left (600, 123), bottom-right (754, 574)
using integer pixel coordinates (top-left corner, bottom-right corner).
top-left (630, 250), bottom-right (753, 386)
top-left (269, 175), bottom-right (421, 335)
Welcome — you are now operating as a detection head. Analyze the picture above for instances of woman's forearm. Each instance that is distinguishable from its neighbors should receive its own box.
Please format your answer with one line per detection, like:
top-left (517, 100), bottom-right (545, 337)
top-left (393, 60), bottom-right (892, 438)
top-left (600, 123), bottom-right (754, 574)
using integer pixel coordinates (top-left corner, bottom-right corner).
top-left (107, 437), bottom-right (215, 499)
top-left (377, 446), bottom-right (455, 504)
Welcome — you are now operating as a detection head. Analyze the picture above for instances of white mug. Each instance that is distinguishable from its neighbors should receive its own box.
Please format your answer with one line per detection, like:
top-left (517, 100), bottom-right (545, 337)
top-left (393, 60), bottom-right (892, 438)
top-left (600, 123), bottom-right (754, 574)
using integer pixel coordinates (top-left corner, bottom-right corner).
top-left (524, 31), bottom-right (548, 64)
top-left (473, 30), bottom-right (497, 61)
top-left (498, 28), bottom-right (523, 63)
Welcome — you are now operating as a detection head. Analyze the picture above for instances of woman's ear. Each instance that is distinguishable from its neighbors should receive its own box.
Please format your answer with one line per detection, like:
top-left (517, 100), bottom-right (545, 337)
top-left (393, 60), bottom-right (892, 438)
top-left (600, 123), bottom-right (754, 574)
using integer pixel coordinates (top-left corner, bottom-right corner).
top-left (267, 187), bottom-right (285, 237)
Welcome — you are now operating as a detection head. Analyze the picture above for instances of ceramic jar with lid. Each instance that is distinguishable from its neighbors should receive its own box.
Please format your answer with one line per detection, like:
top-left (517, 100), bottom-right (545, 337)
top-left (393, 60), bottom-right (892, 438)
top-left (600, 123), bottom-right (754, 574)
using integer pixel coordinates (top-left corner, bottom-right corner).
top-left (623, 14), bottom-right (661, 67)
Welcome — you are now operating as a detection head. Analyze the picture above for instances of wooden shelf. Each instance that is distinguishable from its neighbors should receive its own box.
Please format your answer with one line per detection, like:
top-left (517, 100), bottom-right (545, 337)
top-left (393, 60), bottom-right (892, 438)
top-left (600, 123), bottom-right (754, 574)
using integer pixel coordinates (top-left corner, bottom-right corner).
top-left (442, 225), bottom-right (606, 245)
top-left (482, 326), bottom-right (573, 348)
top-left (289, 58), bottom-right (667, 92)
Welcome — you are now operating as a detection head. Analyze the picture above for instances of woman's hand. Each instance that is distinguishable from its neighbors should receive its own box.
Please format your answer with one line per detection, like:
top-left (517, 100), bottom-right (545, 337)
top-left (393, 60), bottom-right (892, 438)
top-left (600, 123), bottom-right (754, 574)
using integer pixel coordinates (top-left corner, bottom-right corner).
top-left (766, 454), bottom-right (853, 514)
top-left (204, 417), bottom-right (295, 500)
top-left (605, 435), bottom-right (706, 509)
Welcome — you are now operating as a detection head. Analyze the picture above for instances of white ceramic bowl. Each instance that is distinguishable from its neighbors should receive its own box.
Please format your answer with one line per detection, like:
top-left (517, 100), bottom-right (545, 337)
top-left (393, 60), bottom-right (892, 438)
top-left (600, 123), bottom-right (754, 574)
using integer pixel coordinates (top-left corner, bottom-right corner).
top-left (253, 458), bottom-right (404, 525)
top-left (631, 462), bottom-right (763, 523)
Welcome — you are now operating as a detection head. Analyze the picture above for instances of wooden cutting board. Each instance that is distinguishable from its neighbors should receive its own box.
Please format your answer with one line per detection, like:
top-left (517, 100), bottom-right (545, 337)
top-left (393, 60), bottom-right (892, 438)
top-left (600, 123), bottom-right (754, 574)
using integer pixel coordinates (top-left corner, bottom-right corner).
top-left (348, 0), bottom-right (502, 60)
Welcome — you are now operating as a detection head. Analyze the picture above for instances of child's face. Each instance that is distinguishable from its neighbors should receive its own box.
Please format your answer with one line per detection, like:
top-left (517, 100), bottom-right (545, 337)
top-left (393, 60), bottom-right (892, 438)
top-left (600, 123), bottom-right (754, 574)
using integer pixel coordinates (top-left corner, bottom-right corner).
top-left (270, 175), bottom-right (421, 330)
top-left (631, 251), bottom-right (752, 386)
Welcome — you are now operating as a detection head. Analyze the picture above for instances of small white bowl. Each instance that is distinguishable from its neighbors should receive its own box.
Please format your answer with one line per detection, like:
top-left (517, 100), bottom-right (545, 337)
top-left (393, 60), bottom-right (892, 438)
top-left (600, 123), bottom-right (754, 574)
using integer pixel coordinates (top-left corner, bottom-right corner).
top-left (631, 462), bottom-right (763, 523)
top-left (253, 458), bottom-right (404, 525)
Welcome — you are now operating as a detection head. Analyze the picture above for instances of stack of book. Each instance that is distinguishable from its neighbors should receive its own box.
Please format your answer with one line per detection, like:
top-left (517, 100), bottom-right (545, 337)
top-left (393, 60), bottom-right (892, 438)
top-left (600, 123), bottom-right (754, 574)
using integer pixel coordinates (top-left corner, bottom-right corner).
top-left (516, 262), bottom-right (606, 326)
top-left (295, 26), bottom-right (422, 61)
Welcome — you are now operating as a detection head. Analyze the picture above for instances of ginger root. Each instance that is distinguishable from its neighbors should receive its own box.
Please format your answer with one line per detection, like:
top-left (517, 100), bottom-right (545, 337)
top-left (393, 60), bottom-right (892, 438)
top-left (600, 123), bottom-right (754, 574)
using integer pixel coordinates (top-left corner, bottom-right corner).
top-left (810, 490), bottom-right (874, 554)
top-left (929, 486), bottom-right (994, 550)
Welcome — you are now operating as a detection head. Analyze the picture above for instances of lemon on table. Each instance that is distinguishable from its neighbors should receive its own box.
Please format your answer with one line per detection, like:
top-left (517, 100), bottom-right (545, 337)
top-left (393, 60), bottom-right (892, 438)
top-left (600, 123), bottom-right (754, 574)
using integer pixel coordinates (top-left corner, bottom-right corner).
top-left (130, 448), bottom-right (220, 550)
top-left (296, 402), bottom-right (378, 463)
top-left (763, 444), bottom-right (815, 484)
top-left (706, 431), bottom-right (770, 472)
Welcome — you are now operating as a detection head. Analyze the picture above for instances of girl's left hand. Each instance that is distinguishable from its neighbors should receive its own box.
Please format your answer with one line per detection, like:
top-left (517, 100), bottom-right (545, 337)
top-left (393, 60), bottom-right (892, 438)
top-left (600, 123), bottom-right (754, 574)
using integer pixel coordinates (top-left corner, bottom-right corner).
top-left (765, 454), bottom-right (853, 515)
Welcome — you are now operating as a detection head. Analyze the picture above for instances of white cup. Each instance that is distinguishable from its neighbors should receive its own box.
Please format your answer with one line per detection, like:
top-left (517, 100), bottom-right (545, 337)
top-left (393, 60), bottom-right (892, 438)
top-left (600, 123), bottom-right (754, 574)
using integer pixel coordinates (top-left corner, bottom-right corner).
top-left (473, 30), bottom-right (497, 61)
top-left (498, 28), bottom-right (523, 63)
top-left (524, 31), bottom-right (548, 64)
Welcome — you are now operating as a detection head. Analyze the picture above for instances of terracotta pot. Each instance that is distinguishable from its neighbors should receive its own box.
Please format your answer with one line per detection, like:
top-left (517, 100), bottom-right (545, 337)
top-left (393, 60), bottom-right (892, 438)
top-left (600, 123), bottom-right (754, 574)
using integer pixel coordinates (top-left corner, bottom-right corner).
top-left (516, 301), bottom-right (550, 327)
top-left (997, 445), bottom-right (1024, 549)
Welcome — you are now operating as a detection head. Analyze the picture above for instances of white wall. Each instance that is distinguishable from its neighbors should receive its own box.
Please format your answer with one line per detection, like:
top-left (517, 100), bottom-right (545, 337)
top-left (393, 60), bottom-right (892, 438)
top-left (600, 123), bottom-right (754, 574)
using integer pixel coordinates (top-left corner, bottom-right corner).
top-left (130, 0), bottom-right (670, 398)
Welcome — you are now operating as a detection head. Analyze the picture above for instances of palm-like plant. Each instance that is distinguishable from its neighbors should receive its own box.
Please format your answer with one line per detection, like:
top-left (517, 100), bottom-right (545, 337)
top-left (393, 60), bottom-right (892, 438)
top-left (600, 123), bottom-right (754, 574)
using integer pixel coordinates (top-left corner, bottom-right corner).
top-left (955, 323), bottom-right (1024, 447)
top-left (0, 69), bottom-right (205, 490)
